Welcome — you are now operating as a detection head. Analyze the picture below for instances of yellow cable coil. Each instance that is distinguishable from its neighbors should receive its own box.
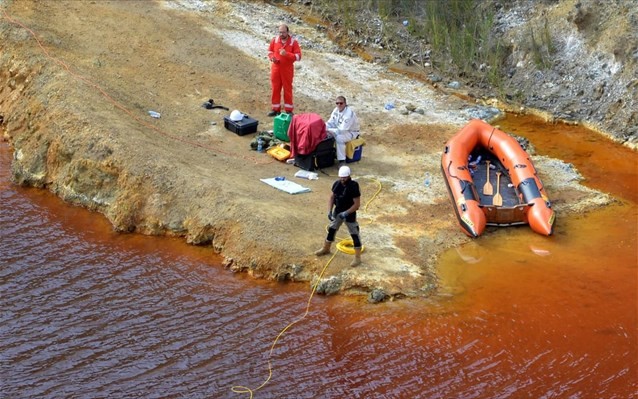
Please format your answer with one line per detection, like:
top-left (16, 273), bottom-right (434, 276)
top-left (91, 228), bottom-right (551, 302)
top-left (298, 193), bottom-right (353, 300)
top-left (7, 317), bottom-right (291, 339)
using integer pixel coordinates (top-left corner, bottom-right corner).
top-left (334, 176), bottom-right (381, 254)
top-left (232, 176), bottom-right (382, 398)
top-left (336, 238), bottom-right (362, 254)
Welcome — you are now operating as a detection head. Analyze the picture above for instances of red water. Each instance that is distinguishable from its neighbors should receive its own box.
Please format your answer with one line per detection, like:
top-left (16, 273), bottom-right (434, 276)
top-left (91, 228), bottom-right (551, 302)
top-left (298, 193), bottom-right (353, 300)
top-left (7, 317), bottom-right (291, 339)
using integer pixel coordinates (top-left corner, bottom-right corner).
top-left (496, 114), bottom-right (638, 204)
top-left (1, 113), bottom-right (636, 398)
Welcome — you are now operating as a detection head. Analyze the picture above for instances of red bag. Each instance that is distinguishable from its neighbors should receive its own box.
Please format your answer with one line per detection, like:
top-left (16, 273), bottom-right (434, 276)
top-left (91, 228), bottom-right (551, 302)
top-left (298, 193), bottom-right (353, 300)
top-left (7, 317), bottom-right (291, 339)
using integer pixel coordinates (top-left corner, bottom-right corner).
top-left (288, 113), bottom-right (327, 158)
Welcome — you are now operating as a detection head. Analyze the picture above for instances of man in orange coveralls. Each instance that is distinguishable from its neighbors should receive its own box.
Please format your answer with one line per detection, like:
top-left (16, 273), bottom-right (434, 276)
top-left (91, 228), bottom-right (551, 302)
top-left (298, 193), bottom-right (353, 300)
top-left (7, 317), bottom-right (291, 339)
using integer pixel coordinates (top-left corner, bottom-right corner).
top-left (267, 24), bottom-right (302, 117)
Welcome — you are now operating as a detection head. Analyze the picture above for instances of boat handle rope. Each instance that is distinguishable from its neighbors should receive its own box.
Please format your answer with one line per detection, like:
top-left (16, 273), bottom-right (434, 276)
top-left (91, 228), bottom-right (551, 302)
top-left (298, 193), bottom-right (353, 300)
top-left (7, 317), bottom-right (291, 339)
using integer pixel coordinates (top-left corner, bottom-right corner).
top-left (447, 160), bottom-right (462, 180)
top-left (486, 127), bottom-right (496, 150)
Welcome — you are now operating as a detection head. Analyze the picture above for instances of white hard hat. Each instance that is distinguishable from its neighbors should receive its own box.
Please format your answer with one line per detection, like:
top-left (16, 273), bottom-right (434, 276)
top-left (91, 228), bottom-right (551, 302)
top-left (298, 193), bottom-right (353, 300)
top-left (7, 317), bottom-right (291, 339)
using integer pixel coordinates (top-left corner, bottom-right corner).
top-left (229, 110), bottom-right (244, 122)
top-left (338, 165), bottom-right (351, 177)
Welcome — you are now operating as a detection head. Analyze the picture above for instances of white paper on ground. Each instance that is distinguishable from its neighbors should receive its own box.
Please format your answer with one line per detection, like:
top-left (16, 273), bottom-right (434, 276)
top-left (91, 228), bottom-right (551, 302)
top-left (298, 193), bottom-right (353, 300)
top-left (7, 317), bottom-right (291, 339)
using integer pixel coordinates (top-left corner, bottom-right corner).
top-left (260, 178), bottom-right (311, 194)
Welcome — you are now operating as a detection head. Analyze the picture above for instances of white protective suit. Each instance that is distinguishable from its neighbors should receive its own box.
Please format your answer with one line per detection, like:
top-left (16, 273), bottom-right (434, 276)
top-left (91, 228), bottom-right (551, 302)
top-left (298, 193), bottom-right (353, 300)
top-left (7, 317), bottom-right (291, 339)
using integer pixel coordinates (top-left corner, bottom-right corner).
top-left (325, 105), bottom-right (360, 162)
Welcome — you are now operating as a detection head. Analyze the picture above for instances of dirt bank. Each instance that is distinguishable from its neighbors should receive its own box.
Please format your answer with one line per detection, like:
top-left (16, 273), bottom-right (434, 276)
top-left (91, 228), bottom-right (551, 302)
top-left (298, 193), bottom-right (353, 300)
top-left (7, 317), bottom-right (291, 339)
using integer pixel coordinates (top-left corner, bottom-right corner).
top-left (0, 0), bottom-right (612, 301)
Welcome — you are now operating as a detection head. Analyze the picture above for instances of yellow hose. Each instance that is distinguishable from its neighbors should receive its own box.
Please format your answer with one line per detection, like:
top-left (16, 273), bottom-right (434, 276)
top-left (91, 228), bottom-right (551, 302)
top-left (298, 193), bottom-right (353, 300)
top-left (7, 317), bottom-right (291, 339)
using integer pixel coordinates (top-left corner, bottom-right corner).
top-left (333, 176), bottom-right (380, 254)
top-left (232, 176), bottom-right (382, 398)
top-left (335, 238), bottom-right (364, 254)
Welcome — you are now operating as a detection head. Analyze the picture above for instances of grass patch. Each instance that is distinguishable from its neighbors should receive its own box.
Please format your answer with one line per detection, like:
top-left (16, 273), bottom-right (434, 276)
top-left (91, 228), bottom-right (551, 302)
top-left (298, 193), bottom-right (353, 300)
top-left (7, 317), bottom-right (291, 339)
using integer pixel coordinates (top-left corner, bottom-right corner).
top-left (311, 0), bottom-right (509, 89)
top-left (528, 17), bottom-right (556, 69)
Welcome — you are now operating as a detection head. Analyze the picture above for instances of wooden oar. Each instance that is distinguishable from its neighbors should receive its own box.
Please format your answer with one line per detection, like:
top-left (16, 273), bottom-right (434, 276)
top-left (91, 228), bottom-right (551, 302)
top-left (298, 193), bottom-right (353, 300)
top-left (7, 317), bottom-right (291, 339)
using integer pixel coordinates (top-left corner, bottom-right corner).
top-left (482, 160), bottom-right (493, 195)
top-left (493, 171), bottom-right (503, 206)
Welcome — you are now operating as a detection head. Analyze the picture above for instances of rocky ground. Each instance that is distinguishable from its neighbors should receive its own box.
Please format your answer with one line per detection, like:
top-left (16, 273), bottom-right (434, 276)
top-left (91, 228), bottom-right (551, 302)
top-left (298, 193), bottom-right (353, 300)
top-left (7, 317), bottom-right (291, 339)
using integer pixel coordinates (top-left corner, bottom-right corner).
top-left (495, 0), bottom-right (637, 143)
top-left (0, 0), bottom-right (615, 301)
top-left (307, 0), bottom-right (637, 148)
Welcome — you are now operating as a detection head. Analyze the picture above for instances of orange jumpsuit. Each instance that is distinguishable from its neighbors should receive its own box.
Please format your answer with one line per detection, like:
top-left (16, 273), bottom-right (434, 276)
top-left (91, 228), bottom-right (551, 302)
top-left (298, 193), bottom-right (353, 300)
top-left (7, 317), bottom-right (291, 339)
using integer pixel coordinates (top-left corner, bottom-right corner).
top-left (268, 35), bottom-right (301, 113)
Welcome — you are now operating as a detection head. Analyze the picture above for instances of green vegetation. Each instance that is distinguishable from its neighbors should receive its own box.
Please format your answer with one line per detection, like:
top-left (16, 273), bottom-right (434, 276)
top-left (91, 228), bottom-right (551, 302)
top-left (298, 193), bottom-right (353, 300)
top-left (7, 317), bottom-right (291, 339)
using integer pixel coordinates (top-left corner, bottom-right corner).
top-left (313, 0), bottom-right (511, 89)
top-left (528, 17), bottom-right (556, 69)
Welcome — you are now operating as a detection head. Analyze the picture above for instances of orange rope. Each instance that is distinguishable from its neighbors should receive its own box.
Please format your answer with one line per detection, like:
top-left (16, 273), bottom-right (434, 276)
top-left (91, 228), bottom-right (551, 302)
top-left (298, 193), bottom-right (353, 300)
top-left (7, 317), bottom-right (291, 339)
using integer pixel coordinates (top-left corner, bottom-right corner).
top-left (1, 8), bottom-right (273, 165)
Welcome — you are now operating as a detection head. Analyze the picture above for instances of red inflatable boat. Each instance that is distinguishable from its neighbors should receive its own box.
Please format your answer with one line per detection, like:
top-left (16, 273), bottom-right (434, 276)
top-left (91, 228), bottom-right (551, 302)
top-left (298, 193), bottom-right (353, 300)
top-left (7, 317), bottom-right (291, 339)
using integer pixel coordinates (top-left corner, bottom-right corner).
top-left (440, 119), bottom-right (555, 237)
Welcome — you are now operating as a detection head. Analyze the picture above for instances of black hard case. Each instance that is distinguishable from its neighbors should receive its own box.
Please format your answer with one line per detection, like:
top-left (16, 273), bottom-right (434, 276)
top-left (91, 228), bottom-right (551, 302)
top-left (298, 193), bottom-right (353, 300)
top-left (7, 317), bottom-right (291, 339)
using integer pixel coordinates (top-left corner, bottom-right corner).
top-left (223, 116), bottom-right (259, 136)
top-left (295, 137), bottom-right (336, 171)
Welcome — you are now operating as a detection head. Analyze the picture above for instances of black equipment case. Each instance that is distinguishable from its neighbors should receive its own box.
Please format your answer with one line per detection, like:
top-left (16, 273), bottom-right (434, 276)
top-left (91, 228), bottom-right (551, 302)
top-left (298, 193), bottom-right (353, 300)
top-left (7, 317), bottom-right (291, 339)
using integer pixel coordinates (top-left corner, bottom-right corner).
top-left (295, 137), bottom-right (336, 171)
top-left (223, 116), bottom-right (259, 136)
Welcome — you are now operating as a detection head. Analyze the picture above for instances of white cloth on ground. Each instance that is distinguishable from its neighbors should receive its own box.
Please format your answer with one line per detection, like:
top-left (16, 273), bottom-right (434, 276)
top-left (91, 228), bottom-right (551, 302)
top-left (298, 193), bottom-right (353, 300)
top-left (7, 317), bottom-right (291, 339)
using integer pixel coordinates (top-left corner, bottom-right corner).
top-left (260, 177), bottom-right (311, 194)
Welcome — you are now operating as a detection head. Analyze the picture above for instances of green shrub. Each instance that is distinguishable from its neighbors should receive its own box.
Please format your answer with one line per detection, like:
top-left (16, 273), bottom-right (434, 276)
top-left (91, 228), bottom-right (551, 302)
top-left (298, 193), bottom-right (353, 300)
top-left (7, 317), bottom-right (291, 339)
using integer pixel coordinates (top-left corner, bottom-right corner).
top-left (312, 0), bottom-right (508, 87)
top-left (529, 17), bottom-right (556, 69)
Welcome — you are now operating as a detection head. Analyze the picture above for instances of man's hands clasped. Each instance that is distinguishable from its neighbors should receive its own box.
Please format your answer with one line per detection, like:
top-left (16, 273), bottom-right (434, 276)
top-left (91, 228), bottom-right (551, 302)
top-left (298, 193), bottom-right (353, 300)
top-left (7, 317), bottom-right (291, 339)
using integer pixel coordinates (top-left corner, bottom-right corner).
top-left (327, 211), bottom-right (349, 221)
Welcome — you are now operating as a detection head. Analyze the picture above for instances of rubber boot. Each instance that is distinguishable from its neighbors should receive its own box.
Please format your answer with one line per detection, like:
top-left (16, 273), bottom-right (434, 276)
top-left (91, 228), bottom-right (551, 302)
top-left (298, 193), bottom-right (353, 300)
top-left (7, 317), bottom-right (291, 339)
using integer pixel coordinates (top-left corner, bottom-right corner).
top-left (314, 241), bottom-right (332, 256)
top-left (350, 248), bottom-right (362, 267)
